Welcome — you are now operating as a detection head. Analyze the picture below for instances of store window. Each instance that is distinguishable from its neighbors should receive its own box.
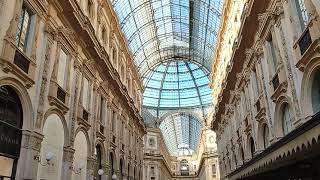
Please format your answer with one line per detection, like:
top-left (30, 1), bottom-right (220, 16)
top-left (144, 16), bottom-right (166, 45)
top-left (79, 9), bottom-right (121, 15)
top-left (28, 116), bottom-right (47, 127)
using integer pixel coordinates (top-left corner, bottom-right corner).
top-left (0, 86), bottom-right (23, 179)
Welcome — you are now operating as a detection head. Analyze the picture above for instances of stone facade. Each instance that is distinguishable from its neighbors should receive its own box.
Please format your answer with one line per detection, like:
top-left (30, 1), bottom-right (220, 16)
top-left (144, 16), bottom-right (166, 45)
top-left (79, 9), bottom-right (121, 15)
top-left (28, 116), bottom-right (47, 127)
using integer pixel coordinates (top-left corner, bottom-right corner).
top-left (210, 0), bottom-right (320, 179)
top-left (143, 127), bottom-right (220, 180)
top-left (0, 0), bottom-right (145, 179)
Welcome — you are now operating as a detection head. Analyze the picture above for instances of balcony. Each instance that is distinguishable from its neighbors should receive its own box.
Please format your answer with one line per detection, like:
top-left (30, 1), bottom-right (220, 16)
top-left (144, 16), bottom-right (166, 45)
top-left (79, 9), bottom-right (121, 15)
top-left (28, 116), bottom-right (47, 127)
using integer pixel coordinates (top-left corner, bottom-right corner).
top-left (298, 29), bottom-right (312, 55)
top-left (77, 106), bottom-right (91, 130)
top-left (271, 73), bottom-right (279, 91)
top-left (57, 86), bottom-right (66, 103)
top-left (294, 18), bottom-right (320, 71)
top-left (48, 83), bottom-right (69, 114)
top-left (96, 123), bottom-right (105, 139)
top-left (83, 109), bottom-right (89, 121)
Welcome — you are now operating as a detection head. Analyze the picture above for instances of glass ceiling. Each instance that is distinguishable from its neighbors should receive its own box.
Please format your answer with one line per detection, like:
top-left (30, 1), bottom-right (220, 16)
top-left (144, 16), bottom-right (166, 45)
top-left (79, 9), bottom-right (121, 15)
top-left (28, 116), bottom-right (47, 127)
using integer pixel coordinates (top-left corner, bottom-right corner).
top-left (143, 61), bottom-right (211, 108)
top-left (159, 113), bottom-right (202, 156)
top-left (111, 0), bottom-right (223, 76)
top-left (111, 0), bottom-right (223, 157)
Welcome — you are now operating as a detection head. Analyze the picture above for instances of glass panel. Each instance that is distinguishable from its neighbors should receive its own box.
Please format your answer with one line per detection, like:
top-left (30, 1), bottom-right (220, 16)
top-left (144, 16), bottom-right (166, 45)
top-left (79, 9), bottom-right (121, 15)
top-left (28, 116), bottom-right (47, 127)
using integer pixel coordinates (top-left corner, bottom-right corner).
top-left (57, 49), bottom-right (67, 88)
top-left (82, 78), bottom-right (89, 110)
top-left (16, 6), bottom-right (32, 52)
top-left (159, 113), bottom-right (202, 156)
top-left (111, 0), bottom-right (223, 75)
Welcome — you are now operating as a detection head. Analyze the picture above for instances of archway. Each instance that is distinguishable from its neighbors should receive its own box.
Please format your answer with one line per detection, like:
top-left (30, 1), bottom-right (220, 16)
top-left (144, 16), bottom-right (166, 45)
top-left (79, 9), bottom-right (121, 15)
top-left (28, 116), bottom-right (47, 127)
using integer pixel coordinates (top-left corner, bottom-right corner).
top-left (37, 113), bottom-right (65, 180)
top-left (94, 145), bottom-right (102, 180)
top-left (72, 131), bottom-right (88, 180)
top-left (0, 85), bottom-right (23, 179)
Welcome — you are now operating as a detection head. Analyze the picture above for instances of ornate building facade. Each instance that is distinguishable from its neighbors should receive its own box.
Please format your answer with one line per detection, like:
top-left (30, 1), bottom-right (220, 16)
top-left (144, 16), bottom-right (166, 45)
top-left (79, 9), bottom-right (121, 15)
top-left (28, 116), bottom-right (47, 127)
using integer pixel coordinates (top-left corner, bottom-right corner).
top-left (0, 0), bottom-right (145, 179)
top-left (143, 126), bottom-right (220, 180)
top-left (210, 0), bottom-right (320, 179)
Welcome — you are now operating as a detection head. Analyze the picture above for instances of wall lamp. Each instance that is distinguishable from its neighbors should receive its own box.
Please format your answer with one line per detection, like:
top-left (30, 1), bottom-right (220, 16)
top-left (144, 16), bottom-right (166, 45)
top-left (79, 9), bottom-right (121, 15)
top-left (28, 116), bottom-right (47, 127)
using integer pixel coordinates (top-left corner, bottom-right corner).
top-left (70, 162), bottom-right (85, 174)
top-left (34, 152), bottom-right (54, 166)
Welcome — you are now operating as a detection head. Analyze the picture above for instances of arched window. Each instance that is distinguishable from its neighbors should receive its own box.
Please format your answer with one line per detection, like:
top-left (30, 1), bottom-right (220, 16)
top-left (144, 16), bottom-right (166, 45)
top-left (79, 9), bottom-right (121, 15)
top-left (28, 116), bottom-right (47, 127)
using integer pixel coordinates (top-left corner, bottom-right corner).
top-left (94, 145), bottom-right (102, 180)
top-left (263, 124), bottom-right (269, 148)
top-left (180, 159), bottom-right (189, 176)
top-left (249, 137), bottom-right (255, 158)
top-left (312, 69), bottom-right (320, 113)
top-left (282, 103), bottom-right (294, 136)
top-left (0, 85), bottom-right (23, 179)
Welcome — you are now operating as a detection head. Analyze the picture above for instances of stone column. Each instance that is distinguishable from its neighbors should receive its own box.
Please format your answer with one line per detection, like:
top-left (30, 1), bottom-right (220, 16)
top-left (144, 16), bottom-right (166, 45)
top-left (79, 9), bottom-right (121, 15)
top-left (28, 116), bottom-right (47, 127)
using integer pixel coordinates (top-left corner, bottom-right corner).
top-left (87, 156), bottom-right (96, 180)
top-left (61, 146), bottom-right (75, 180)
top-left (16, 130), bottom-right (44, 180)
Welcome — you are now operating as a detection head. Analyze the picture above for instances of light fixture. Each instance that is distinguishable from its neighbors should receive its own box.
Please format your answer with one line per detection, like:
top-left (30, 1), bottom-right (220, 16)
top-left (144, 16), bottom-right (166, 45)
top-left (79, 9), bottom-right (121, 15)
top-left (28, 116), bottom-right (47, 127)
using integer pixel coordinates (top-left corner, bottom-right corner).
top-left (98, 169), bottom-right (104, 175)
top-left (70, 162), bottom-right (84, 174)
top-left (34, 152), bottom-right (54, 166)
top-left (112, 174), bottom-right (117, 179)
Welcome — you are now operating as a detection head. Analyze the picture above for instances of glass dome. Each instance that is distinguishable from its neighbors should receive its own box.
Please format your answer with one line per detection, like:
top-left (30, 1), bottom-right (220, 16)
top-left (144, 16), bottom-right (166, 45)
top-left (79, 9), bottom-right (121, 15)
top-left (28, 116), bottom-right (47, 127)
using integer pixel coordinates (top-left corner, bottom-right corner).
top-left (159, 113), bottom-right (202, 156)
top-left (143, 61), bottom-right (212, 108)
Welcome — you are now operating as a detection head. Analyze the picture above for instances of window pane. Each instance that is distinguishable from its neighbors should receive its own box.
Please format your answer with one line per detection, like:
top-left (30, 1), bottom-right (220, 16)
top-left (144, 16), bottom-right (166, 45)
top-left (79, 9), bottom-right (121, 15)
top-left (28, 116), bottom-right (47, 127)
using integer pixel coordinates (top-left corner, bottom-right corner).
top-left (57, 49), bottom-right (67, 88)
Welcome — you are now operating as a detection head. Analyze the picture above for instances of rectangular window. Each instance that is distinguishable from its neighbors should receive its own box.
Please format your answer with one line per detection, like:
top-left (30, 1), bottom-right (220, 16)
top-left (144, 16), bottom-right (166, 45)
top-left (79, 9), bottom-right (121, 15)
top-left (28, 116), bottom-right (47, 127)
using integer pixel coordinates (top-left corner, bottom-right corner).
top-left (16, 5), bottom-right (32, 52)
top-left (82, 77), bottom-right (90, 110)
top-left (100, 96), bottom-right (105, 123)
top-left (57, 49), bottom-right (68, 88)
top-left (266, 35), bottom-right (277, 74)
top-left (295, 0), bottom-right (309, 29)
top-left (251, 68), bottom-right (259, 99)
top-left (111, 111), bottom-right (116, 131)
top-left (150, 166), bottom-right (155, 176)
top-left (212, 164), bottom-right (216, 175)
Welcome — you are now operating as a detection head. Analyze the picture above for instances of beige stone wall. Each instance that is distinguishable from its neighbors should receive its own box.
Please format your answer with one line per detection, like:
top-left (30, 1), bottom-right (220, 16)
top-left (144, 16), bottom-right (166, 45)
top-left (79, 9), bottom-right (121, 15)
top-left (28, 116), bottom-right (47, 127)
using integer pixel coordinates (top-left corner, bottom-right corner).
top-left (143, 128), bottom-right (220, 180)
top-left (211, 0), bottom-right (320, 179)
top-left (0, 0), bottom-right (145, 179)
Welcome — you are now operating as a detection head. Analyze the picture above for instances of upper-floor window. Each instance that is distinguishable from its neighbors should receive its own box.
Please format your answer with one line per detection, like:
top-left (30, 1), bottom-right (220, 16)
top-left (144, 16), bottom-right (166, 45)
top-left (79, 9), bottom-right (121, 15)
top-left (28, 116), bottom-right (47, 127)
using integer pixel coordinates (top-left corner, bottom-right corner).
top-left (266, 35), bottom-right (278, 75)
top-left (150, 166), bottom-right (155, 177)
top-left (57, 49), bottom-right (68, 89)
top-left (82, 77), bottom-right (90, 110)
top-left (212, 164), bottom-right (216, 176)
top-left (282, 103), bottom-right (294, 135)
top-left (16, 5), bottom-right (32, 52)
top-left (101, 27), bottom-right (106, 44)
top-left (295, 0), bottom-right (309, 29)
top-left (112, 48), bottom-right (117, 64)
top-left (87, 0), bottom-right (93, 18)
top-left (111, 110), bottom-right (116, 132)
top-left (263, 124), bottom-right (269, 148)
top-left (100, 96), bottom-right (105, 123)
top-left (251, 67), bottom-right (259, 99)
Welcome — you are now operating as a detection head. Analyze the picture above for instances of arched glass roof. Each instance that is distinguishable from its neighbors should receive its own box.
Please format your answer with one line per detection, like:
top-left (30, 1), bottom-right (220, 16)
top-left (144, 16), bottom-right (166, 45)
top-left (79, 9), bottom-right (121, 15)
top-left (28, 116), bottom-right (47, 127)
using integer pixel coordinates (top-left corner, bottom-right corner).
top-left (159, 113), bottom-right (202, 156)
top-left (111, 0), bottom-right (223, 76)
top-left (143, 61), bottom-right (212, 108)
